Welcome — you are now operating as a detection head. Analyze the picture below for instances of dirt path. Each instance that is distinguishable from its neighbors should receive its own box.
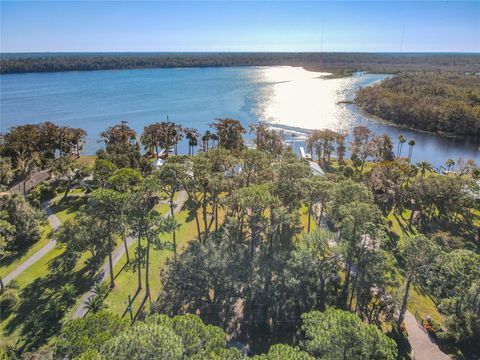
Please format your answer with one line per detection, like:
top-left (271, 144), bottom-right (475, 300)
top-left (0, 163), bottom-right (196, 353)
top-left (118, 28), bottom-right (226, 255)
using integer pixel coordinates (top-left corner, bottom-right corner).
top-left (72, 191), bottom-right (188, 319)
top-left (3, 201), bottom-right (61, 285)
top-left (404, 311), bottom-right (450, 360)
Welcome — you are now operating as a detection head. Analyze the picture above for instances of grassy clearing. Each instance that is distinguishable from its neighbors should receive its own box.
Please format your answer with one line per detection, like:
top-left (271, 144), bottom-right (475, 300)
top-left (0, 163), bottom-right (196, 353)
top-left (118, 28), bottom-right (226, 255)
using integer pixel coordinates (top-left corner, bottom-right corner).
top-left (408, 284), bottom-right (443, 325)
top-left (0, 189), bottom-right (92, 349)
top-left (0, 224), bottom-right (52, 279)
top-left (386, 210), bottom-right (416, 239)
top-left (104, 207), bottom-right (198, 317)
top-left (50, 189), bottom-right (88, 223)
top-left (76, 155), bottom-right (96, 168)
top-left (385, 209), bottom-right (444, 325)
top-left (105, 197), bottom-right (316, 319)
top-left (0, 240), bottom-right (95, 349)
top-left (299, 205), bottom-right (317, 234)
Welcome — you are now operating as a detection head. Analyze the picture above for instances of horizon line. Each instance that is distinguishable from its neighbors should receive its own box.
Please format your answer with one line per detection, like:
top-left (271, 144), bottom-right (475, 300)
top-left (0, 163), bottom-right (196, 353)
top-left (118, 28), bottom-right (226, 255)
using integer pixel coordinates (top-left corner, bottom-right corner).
top-left (2, 51), bottom-right (480, 55)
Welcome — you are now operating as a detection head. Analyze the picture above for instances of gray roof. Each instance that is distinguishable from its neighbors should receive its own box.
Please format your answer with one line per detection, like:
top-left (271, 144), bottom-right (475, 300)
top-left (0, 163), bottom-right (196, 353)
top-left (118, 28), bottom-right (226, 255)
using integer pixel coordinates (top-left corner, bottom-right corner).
top-left (308, 161), bottom-right (325, 176)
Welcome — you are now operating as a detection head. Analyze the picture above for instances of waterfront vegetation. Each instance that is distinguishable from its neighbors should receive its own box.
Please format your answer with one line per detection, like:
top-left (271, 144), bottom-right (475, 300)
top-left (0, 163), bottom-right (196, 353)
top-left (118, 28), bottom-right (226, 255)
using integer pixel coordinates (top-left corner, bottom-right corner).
top-left (1, 118), bottom-right (479, 359)
top-left (1, 52), bottom-right (480, 75)
top-left (356, 72), bottom-right (480, 138)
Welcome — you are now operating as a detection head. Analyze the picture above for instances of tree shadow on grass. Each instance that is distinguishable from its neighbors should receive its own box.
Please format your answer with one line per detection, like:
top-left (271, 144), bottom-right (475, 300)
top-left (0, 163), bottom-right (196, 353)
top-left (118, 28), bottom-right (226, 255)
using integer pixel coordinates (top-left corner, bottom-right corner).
top-left (50, 195), bottom-right (88, 220)
top-left (0, 226), bottom-right (53, 271)
top-left (2, 251), bottom-right (97, 353)
top-left (121, 287), bottom-right (141, 320)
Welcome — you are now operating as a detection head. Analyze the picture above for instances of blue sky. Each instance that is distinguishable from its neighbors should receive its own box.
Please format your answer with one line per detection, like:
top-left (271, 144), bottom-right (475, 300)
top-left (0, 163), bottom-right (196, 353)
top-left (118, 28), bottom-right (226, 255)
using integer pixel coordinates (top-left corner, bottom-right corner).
top-left (1, 1), bottom-right (479, 53)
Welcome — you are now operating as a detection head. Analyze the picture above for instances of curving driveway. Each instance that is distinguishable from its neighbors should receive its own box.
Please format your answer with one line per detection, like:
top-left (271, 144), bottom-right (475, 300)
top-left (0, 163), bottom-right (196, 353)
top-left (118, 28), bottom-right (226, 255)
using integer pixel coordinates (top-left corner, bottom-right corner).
top-left (3, 201), bottom-right (61, 285)
top-left (404, 311), bottom-right (450, 360)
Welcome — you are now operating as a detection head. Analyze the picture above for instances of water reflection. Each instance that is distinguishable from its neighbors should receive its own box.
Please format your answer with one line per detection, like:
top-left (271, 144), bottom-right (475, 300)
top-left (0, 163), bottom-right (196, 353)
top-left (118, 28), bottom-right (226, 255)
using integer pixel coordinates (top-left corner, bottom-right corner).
top-left (1, 66), bottom-right (478, 168)
top-left (254, 67), bottom-right (479, 168)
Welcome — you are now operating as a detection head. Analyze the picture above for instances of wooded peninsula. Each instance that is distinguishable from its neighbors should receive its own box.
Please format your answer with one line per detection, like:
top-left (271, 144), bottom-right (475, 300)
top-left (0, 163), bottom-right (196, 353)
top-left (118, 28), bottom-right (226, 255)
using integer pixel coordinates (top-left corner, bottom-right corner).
top-left (355, 72), bottom-right (480, 139)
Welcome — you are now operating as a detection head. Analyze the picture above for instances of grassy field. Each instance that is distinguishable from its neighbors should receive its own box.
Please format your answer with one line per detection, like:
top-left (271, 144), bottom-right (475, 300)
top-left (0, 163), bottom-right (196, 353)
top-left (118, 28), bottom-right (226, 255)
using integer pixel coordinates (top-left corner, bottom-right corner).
top-left (76, 155), bottom-right (96, 168)
top-left (104, 206), bottom-right (198, 317)
top-left (299, 205), bottom-right (318, 234)
top-left (0, 189), bottom-right (92, 349)
top-left (385, 209), bottom-right (445, 325)
top-left (0, 224), bottom-right (52, 279)
top-left (50, 189), bottom-right (88, 223)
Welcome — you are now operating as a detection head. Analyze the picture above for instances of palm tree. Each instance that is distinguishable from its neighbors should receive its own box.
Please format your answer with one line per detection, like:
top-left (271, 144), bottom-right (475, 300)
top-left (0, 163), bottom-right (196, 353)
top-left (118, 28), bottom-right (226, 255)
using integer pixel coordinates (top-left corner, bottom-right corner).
top-left (189, 133), bottom-right (198, 155)
top-left (85, 294), bottom-right (106, 313)
top-left (173, 124), bottom-right (183, 155)
top-left (210, 133), bottom-right (218, 148)
top-left (397, 134), bottom-right (406, 158)
top-left (60, 283), bottom-right (77, 306)
top-left (416, 161), bottom-right (433, 178)
top-left (201, 131), bottom-right (212, 152)
top-left (92, 282), bottom-right (110, 299)
top-left (185, 128), bottom-right (199, 156)
top-left (445, 158), bottom-right (455, 173)
top-left (407, 139), bottom-right (416, 160)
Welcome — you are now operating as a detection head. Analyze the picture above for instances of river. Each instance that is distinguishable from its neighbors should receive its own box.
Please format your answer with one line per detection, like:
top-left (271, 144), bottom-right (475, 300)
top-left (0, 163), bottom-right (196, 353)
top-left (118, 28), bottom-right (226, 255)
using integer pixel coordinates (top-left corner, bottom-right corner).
top-left (1, 66), bottom-right (478, 168)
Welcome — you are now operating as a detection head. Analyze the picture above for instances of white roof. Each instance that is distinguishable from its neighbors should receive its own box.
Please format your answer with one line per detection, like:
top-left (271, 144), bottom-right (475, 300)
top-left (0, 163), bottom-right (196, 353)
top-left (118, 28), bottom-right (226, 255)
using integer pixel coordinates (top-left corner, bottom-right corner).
top-left (300, 147), bottom-right (312, 159)
top-left (308, 161), bottom-right (325, 176)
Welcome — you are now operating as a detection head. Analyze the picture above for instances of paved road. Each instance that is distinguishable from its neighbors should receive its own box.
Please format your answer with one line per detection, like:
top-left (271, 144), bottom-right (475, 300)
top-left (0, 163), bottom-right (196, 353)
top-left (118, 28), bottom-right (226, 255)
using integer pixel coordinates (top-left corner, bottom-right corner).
top-left (73, 191), bottom-right (188, 318)
top-left (3, 201), bottom-right (61, 285)
top-left (404, 311), bottom-right (450, 360)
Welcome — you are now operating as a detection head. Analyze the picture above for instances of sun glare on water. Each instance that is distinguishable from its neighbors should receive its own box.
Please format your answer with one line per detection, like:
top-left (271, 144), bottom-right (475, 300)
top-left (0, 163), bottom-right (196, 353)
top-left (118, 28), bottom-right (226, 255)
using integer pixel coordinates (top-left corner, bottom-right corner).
top-left (254, 66), bottom-right (357, 131)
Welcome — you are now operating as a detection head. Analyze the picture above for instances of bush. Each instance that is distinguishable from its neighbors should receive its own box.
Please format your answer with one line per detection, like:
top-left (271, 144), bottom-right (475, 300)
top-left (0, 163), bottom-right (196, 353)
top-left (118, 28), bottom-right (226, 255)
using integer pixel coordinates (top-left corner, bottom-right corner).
top-left (0, 288), bottom-right (20, 314)
top-left (6, 279), bottom-right (19, 290)
top-left (343, 166), bottom-right (354, 178)
top-left (27, 182), bottom-right (57, 207)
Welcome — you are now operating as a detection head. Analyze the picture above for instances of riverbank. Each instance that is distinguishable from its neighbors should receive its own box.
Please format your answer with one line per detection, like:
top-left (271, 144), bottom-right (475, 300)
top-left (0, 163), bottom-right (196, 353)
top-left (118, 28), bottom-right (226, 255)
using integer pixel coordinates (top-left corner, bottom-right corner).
top-left (354, 100), bottom-right (480, 143)
top-left (2, 52), bottom-right (480, 74)
top-left (355, 72), bottom-right (480, 141)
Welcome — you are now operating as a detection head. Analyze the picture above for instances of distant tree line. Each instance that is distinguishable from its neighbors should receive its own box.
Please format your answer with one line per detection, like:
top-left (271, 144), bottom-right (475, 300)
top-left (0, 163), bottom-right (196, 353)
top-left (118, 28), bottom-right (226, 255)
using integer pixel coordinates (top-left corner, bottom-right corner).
top-left (1, 52), bottom-right (480, 74)
top-left (355, 72), bottom-right (480, 138)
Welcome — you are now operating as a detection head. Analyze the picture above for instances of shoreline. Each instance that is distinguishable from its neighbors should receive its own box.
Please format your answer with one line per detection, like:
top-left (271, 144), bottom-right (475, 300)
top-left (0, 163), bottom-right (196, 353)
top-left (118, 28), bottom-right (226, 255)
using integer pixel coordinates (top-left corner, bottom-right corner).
top-left (353, 101), bottom-right (480, 144)
top-left (2, 52), bottom-right (480, 75)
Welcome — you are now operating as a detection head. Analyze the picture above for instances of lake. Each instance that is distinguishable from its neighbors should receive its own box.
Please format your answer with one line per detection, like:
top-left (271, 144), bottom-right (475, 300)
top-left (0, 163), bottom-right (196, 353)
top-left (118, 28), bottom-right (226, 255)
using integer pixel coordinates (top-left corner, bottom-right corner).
top-left (1, 66), bottom-right (478, 168)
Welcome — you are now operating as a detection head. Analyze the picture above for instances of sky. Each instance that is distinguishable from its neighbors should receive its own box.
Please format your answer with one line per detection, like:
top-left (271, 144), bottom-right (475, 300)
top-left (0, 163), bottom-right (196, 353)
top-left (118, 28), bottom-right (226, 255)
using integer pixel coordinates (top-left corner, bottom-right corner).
top-left (1, 1), bottom-right (479, 53)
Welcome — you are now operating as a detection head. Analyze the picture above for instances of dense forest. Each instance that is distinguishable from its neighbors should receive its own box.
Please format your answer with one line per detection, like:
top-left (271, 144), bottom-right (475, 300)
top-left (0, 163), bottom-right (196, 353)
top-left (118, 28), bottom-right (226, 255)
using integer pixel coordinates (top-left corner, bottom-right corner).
top-left (1, 120), bottom-right (479, 359)
top-left (355, 72), bottom-right (480, 139)
top-left (1, 52), bottom-right (480, 74)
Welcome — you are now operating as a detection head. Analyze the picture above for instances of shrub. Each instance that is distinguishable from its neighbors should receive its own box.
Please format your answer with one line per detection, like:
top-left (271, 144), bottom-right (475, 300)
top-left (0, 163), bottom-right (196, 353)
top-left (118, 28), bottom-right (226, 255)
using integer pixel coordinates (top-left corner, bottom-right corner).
top-left (27, 182), bottom-right (57, 207)
top-left (343, 166), bottom-right (354, 178)
top-left (6, 279), bottom-right (19, 290)
top-left (0, 288), bottom-right (20, 314)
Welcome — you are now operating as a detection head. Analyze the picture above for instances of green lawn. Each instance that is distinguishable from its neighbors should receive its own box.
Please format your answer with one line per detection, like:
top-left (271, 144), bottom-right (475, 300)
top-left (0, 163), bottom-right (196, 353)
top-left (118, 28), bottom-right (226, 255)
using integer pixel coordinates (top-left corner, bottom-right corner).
top-left (104, 199), bottom-right (317, 319)
top-left (0, 224), bottom-right (52, 279)
top-left (385, 209), bottom-right (444, 325)
top-left (408, 284), bottom-right (443, 325)
top-left (50, 189), bottom-right (88, 223)
top-left (0, 239), bottom-right (95, 349)
top-left (299, 205), bottom-right (318, 234)
top-left (0, 188), bottom-right (91, 349)
top-left (104, 207), bottom-right (198, 317)
top-left (76, 155), bottom-right (97, 168)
